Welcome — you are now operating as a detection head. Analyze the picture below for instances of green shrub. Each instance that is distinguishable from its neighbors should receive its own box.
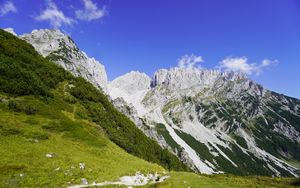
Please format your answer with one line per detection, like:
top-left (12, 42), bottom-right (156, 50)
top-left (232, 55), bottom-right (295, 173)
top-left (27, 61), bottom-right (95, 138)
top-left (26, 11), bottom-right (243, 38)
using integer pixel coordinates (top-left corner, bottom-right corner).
top-left (24, 131), bottom-right (49, 140)
top-left (291, 178), bottom-right (300, 186)
top-left (8, 100), bottom-right (37, 115)
top-left (8, 100), bottom-right (20, 112)
top-left (0, 128), bottom-right (23, 136)
top-left (24, 105), bottom-right (37, 115)
top-left (0, 29), bottom-right (71, 97)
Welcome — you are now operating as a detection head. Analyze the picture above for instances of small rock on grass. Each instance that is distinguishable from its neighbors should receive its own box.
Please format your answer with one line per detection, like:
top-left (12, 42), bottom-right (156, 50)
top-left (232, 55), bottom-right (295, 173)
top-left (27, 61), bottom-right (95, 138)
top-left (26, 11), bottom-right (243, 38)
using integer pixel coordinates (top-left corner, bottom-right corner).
top-left (45, 153), bottom-right (53, 158)
top-left (81, 178), bottom-right (88, 185)
top-left (79, 163), bottom-right (85, 170)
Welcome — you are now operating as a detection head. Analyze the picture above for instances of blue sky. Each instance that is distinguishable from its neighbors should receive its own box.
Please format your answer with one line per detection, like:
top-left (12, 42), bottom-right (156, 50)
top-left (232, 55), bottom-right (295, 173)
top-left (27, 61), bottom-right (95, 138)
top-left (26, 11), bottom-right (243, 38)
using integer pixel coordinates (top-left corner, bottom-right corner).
top-left (1, 0), bottom-right (300, 98)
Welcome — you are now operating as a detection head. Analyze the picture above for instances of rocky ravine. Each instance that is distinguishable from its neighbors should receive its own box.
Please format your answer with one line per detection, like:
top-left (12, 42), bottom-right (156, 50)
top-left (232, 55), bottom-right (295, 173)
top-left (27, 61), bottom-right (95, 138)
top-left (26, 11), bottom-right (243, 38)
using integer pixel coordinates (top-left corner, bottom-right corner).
top-left (13, 28), bottom-right (300, 177)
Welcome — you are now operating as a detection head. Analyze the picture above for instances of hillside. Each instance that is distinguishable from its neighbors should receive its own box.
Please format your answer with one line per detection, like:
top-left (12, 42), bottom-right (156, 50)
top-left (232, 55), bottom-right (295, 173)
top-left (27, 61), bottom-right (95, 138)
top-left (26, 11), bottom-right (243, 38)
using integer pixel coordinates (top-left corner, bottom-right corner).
top-left (0, 29), bottom-right (190, 187)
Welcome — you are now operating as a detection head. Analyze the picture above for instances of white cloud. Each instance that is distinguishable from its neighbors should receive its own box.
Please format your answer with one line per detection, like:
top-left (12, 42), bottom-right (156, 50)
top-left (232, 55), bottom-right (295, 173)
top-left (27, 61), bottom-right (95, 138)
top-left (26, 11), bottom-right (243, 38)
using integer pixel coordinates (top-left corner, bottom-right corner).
top-left (0, 1), bottom-right (17, 16)
top-left (178, 54), bottom-right (204, 69)
top-left (76, 0), bottom-right (106, 21)
top-left (218, 57), bottom-right (278, 75)
top-left (261, 59), bottom-right (278, 67)
top-left (35, 0), bottom-right (75, 28)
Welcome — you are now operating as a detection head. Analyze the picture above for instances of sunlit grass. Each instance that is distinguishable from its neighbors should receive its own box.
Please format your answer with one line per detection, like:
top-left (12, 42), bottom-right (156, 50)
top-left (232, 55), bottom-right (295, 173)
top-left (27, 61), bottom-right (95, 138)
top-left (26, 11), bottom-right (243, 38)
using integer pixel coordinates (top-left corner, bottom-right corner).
top-left (150, 172), bottom-right (298, 188)
top-left (0, 107), bottom-right (163, 187)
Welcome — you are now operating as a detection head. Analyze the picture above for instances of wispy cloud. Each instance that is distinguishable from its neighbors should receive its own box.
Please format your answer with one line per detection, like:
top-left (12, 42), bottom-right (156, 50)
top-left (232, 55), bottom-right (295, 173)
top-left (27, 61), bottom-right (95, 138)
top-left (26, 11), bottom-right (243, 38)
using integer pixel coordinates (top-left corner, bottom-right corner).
top-left (35, 0), bottom-right (75, 28)
top-left (178, 54), bottom-right (204, 69)
top-left (218, 57), bottom-right (278, 75)
top-left (0, 1), bottom-right (17, 16)
top-left (76, 0), bottom-right (106, 21)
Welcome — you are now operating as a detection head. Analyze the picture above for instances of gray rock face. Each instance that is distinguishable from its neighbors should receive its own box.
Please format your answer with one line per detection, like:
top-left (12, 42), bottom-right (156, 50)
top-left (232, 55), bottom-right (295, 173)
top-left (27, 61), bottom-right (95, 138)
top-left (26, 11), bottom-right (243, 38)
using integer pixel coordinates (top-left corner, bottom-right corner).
top-left (19, 29), bottom-right (108, 93)
top-left (4, 28), bottom-right (17, 36)
top-left (108, 67), bottom-right (300, 176)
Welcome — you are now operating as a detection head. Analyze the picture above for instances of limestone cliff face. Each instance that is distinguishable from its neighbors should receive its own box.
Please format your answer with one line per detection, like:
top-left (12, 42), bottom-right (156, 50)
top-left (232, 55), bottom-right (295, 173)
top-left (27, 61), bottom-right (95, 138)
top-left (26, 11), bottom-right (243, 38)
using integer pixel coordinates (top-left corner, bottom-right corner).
top-left (20, 29), bottom-right (108, 93)
top-left (108, 67), bottom-right (300, 176)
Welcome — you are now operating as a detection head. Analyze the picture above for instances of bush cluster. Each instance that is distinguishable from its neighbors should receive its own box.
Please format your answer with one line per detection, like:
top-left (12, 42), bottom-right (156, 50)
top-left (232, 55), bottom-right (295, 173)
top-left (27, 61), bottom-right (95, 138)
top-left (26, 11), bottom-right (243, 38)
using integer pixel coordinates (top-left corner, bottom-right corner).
top-left (0, 30), bottom-right (71, 97)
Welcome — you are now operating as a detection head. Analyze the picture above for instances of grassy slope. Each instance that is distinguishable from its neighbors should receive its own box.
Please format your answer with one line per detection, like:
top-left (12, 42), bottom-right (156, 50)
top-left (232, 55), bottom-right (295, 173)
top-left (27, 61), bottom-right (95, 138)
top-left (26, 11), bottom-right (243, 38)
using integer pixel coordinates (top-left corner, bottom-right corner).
top-left (101, 172), bottom-right (299, 188)
top-left (152, 172), bottom-right (299, 188)
top-left (0, 94), bottom-right (164, 187)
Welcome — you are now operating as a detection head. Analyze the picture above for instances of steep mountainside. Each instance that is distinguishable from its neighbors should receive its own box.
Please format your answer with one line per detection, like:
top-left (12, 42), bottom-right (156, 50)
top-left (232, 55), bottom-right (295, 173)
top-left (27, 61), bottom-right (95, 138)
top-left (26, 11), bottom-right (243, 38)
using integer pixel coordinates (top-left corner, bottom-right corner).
top-left (0, 29), bottom-right (190, 187)
top-left (109, 68), bottom-right (300, 176)
top-left (19, 29), bottom-right (108, 93)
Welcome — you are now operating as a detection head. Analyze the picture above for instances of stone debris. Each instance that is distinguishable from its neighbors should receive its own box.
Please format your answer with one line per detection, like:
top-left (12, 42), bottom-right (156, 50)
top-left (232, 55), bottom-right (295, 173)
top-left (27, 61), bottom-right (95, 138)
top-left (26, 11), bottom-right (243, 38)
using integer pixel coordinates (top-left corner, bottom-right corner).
top-left (45, 153), bottom-right (54, 158)
top-left (79, 163), bottom-right (85, 170)
top-left (67, 172), bottom-right (170, 188)
top-left (54, 167), bottom-right (60, 171)
top-left (81, 178), bottom-right (88, 185)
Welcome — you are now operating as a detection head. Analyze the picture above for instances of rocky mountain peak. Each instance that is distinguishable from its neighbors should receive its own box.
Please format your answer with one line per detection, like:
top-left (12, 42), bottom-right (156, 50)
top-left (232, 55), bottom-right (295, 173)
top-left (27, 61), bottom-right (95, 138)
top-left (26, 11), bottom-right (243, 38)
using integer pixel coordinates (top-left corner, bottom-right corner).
top-left (19, 28), bottom-right (108, 92)
top-left (20, 29), bottom-right (71, 57)
top-left (152, 68), bottom-right (221, 89)
top-left (3, 28), bottom-right (17, 36)
top-left (109, 71), bottom-right (151, 95)
top-left (150, 67), bottom-right (258, 98)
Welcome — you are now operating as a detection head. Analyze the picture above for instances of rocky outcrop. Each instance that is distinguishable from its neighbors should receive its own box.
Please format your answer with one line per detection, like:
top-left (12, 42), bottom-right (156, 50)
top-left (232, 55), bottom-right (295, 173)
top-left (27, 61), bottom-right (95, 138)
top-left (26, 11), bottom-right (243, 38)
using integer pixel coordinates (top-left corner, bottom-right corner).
top-left (19, 29), bottom-right (108, 92)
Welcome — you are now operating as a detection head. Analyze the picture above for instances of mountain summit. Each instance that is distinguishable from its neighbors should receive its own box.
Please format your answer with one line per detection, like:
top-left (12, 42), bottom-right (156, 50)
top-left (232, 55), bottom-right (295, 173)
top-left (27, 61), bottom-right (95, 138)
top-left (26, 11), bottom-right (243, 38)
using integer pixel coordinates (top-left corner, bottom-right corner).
top-left (19, 29), bottom-right (108, 93)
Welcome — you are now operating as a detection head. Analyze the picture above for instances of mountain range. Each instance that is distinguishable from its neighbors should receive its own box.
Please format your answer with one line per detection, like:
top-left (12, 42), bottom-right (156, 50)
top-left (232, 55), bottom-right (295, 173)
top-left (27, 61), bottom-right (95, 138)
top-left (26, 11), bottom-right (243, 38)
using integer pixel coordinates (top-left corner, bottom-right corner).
top-left (1, 28), bottom-right (300, 187)
top-left (10, 28), bottom-right (300, 177)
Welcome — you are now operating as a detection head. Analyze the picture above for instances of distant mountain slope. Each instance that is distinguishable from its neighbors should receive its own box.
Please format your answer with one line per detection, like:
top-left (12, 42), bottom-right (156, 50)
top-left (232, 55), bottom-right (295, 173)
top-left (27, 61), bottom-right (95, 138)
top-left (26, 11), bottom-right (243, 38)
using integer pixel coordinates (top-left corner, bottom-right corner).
top-left (0, 29), bottom-right (188, 186)
top-left (108, 68), bottom-right (300, 176)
